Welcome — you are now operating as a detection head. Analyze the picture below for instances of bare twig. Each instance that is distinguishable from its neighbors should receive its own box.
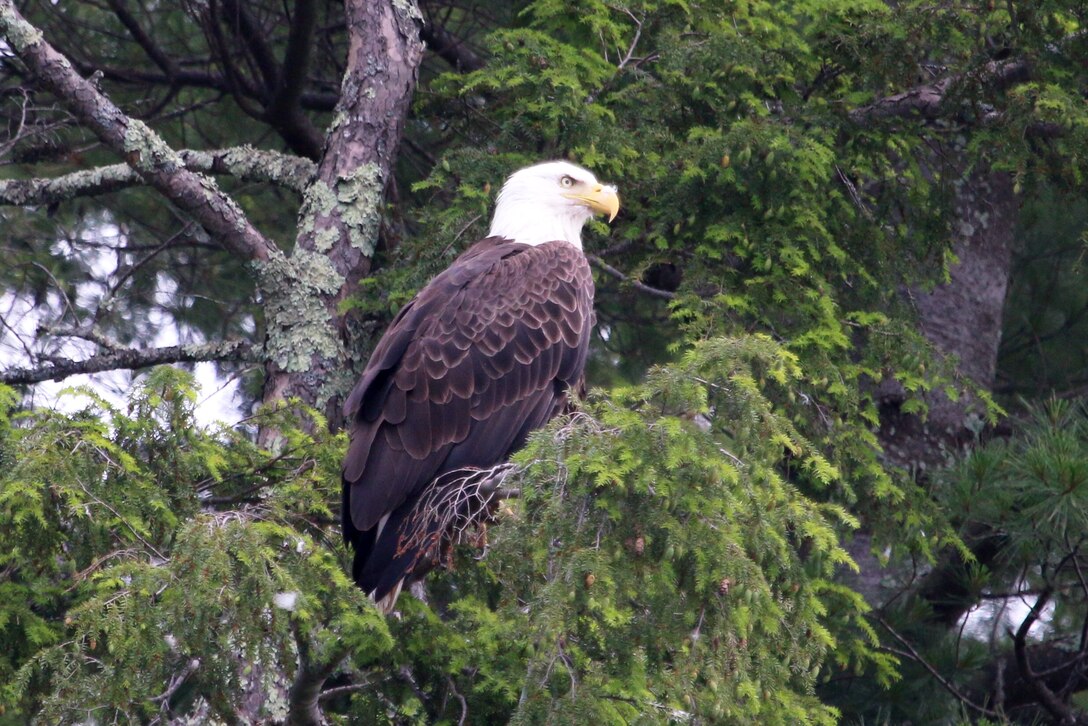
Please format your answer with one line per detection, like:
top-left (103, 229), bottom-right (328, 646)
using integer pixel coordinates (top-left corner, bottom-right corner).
top-left (318, 681), bottom-right (371, 701)
top-left (151, 657), bottom-right (200, 705)
top-left (876, 616), bottom-right (1000, 718)
top-left (588, 255), bottom-right (676, 301)
top-left (446, 676), bottom-right (468, 726)
top-left (615, 9), bottom-right (643, 71)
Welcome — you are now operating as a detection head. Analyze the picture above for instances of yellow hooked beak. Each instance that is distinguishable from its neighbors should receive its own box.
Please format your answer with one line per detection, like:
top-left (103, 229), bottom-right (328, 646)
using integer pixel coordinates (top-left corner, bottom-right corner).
top-left (565, 183), bottom-right (620, 222)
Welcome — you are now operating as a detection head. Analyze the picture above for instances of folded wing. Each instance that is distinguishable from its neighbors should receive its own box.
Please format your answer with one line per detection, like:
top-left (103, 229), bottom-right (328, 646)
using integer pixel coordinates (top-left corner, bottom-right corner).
top-left (341, 238), bottom-right (594, 605)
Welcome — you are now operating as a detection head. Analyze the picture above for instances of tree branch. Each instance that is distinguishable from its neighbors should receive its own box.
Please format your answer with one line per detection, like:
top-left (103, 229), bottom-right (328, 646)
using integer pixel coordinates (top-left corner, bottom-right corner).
top-left (285, 623), bottom-right (350, 726)
top-left (216, 0), bottom-right (323, 158)
top-left (420, 18), bottom-right (484, 72)
top-left (588, 255), bottom-right (677, 301)
top-left (68, 60), bottom-right (340, 112)
top-left (851, 57), bottom-right (1032, 123)
top-left (1, 340), bottom-right (257, 385)
top-left (259, 0), bottom-right (425, 420)
top-left (1011, 587), bottom-right (1076, 724)
top-left (218, 0), bottom-right (281, 97)
top-left (106, 0), bottom-right (179, 79)
top-left (0, 1), bottom-right (276, 262)
top-left (876, 616), bottom-right (1000, 718)
top-left (0, 146), bottom-right (315, 206)
top-left (275, 0), bottom-right (319, 111)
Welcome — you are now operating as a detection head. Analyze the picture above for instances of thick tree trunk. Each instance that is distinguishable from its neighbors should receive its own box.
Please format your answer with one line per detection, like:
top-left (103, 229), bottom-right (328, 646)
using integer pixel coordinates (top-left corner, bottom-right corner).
top-left (888, 164), bottom-right (1017, 626)
top-left (844, 161), bottom-right (1018, 615)
top-left (259, 0), bottom-right (424, 429)
top-left (878, 163), bottom-right (1016, 474)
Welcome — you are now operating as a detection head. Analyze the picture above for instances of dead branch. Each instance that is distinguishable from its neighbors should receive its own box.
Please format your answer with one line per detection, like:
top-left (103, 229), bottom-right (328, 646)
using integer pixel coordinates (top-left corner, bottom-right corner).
top-left (1, 340), bottom-right (257, 385)
top-left (851, 57), bottom-right (1032, 123)
top-left (589, 254), bottom-right (677, 301)
top-left (0, 146), bottom-right (315, 206)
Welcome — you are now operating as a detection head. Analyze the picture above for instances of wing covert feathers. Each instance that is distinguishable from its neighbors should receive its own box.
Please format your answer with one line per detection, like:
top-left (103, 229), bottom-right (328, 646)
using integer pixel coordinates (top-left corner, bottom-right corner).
top-left (341, 238), bottom-right (594, 609)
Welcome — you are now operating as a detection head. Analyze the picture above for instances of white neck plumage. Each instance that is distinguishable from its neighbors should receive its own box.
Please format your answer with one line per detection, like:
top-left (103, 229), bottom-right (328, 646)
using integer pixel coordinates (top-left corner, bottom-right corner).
top-left (488, 199), bottom-right (592, 250)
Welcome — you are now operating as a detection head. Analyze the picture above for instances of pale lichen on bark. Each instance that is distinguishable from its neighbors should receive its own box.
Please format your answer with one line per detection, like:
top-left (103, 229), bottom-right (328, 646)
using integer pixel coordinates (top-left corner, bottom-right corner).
top-left (391, 0), bottom-right (423, 23)
top-left (256, 248), bottom-right (345, 374)
top-left (297, 180), bottom-right (339, 237)
top-left (180, 147), bottom-right (316, 193)
top-left (0, 148), bottom-right (314, 207)
top-left (122, 118), bottom-right (184, 170)
top-left (294, 163), bottom-right (381, 255)
top-left (335, 162), bottom-right (382, 256)
top-left (0, 5), bottom-right (43, 52)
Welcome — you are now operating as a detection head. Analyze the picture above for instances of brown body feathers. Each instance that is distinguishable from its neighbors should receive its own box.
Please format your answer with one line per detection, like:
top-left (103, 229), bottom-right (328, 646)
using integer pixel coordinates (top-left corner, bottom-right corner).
top-left (341, 236), bottom-right (595, 609)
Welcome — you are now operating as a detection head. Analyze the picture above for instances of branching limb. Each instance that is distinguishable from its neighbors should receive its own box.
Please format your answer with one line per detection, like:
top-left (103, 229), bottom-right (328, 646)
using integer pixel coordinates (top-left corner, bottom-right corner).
top-left (260, 0), bottom-right (425, 416)
top-left (588, 254), bottom-right (677, 301)
top-left (1011, 587), bottom-right (1076, 725)
top-left (217, 0), bottom-right (323, 158)
top-left (285, 622), bottom-right (350, 726)
top-left (0, 2), bottom-right (276, 262)
top-left (0, 146), bottom-right (314, 206)
top-left (151, 657), bottom-right (200, 707)
top-left (850, 57), bottom-right (1032, 123)
top-left (1, 340), bottom-right (257, 385)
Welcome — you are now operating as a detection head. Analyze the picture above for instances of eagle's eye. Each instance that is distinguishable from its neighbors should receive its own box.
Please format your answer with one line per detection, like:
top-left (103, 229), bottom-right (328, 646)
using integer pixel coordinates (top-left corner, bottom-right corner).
top-left (560, 175), bottom-right (575, 188)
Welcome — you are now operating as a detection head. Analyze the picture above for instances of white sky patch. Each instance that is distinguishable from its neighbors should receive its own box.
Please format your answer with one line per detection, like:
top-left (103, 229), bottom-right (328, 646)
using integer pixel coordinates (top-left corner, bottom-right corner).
top-left (958, 578), bottom-right (1056, 641)
top-left (1, 221), bottom-right (245, 427)
top-left (273, 591), bottom-right (299, 611)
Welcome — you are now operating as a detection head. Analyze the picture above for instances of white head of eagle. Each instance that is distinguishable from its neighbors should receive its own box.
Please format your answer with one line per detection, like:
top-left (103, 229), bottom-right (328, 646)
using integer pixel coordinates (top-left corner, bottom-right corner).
top-left (489, 161), bottom-right (619, 249)
top-left (342, 160), bottom-right (618, 613)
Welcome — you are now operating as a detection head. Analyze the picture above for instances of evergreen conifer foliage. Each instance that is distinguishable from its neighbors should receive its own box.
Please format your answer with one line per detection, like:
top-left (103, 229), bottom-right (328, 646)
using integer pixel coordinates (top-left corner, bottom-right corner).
top-left (2, 0), bottom-right (1088, 721)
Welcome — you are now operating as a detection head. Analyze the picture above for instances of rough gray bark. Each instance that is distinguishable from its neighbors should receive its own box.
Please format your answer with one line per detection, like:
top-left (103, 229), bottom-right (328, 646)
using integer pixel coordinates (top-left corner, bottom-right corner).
top-left (877, 164), bottom-right (1017, 475)
top-left (842, 160), bottom-right (1017, 626)
top-left (259, 0), bottom-right (425, 429)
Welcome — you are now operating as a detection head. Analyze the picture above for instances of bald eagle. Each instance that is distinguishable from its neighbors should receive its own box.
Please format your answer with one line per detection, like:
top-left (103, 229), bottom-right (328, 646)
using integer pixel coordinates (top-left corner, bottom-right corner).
top-left (342, 161), bottom-right (619, 612)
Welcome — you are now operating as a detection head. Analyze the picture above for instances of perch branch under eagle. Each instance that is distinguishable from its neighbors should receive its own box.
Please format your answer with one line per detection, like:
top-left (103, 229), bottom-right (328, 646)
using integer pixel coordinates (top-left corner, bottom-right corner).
top-left (342, 161), bottom-right (619, 612)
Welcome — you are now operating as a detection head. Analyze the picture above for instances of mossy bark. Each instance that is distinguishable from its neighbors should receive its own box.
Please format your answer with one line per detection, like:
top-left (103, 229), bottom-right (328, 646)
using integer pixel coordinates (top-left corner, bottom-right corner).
top-left (259, 0), bottom-right (424, 429)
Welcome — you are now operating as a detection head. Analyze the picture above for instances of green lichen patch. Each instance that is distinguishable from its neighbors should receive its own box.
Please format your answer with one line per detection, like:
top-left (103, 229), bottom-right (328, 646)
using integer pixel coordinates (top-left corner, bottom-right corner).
top-left (255, 248), bottom-right (345, 375)
top-left (334, 162), bottom-right (382, 256)
top-left (313, 226), bottom-right (340, 253)
top-left (296, 179), bottom-right (339, 238)
top-left (0, 6), bottom-right (44, 52)
top-left (122, 119), bottom-right (184, 171)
